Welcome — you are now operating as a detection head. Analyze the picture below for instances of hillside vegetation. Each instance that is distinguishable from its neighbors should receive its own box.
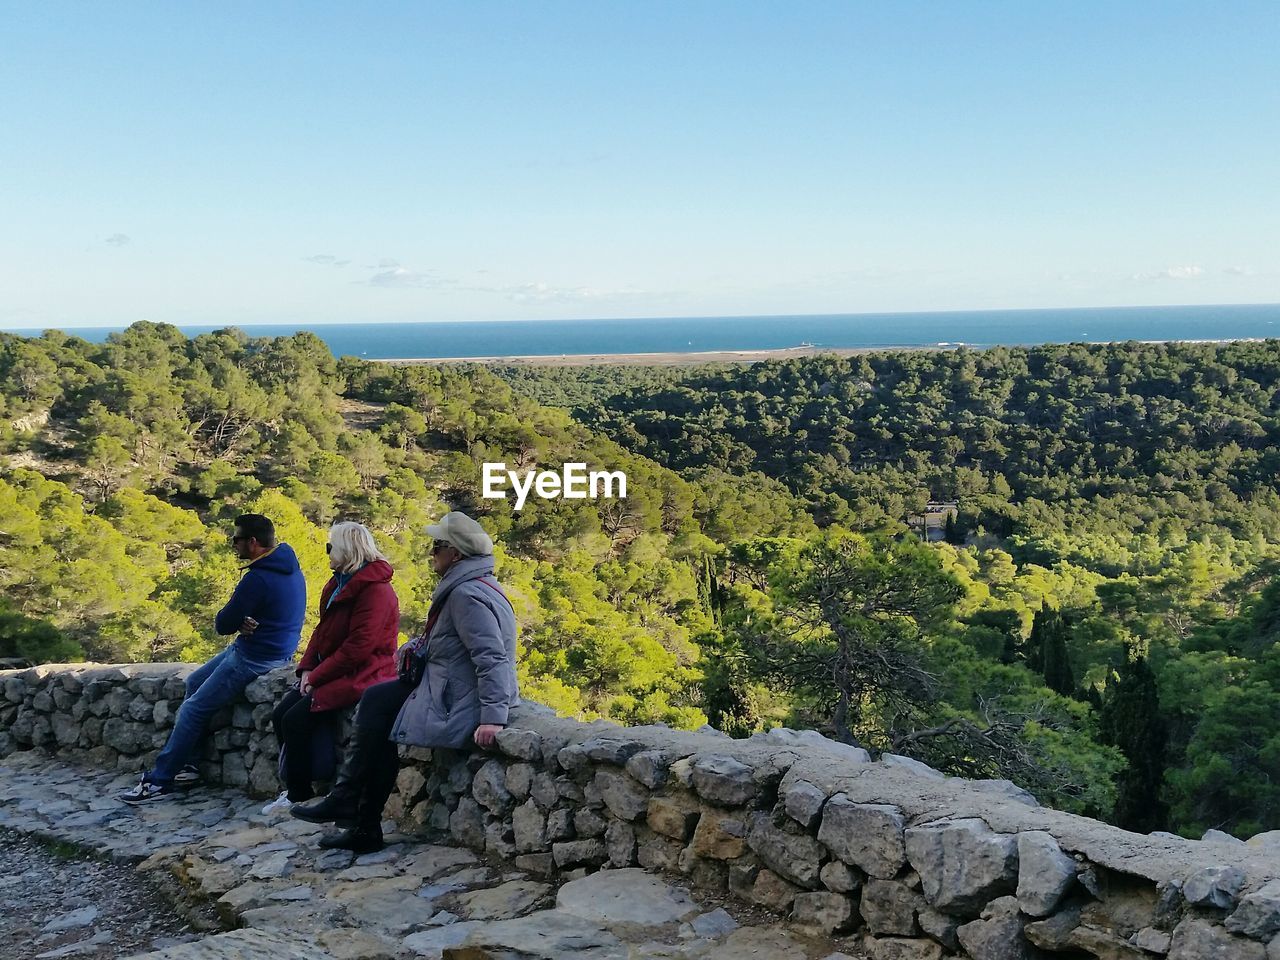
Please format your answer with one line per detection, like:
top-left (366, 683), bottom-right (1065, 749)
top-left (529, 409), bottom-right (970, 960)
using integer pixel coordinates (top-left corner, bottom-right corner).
top-left (3, 325), bottom-right (1279, 835)
top-left (497, 341), bottom-right (1280, 837)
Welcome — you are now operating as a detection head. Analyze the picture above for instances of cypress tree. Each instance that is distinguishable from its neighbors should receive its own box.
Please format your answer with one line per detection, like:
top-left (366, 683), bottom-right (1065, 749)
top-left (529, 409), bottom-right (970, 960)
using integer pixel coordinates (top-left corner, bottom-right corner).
top-left (944, 510), bottom-right (959, 545)
top-left (1000, 630), bottom-right (1020, 666)
top-left (1041, 612), bottom-right (1076, 697)
top-left (1099, 645), bottom-right (1169, 832)
top-left (1026, 606), bottom-right (1049, 673)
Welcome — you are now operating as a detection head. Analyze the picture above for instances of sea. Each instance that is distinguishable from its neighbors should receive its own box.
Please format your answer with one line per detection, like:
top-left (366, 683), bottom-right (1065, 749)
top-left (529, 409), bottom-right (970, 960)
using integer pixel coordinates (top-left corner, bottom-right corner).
top-left (7, 303), bottom-right (1280, 360)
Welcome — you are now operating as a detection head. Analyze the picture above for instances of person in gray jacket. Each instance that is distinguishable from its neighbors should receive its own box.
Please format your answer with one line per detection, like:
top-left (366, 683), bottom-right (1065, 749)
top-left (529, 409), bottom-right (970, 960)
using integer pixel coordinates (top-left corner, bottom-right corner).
top-left (291, 511), bottom-right (518, 852)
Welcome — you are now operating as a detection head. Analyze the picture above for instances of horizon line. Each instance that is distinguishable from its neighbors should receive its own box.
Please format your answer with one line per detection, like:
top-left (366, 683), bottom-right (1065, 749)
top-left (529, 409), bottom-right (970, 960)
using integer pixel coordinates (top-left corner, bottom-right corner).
top-left (4, 300), bottom-right (1280, 335)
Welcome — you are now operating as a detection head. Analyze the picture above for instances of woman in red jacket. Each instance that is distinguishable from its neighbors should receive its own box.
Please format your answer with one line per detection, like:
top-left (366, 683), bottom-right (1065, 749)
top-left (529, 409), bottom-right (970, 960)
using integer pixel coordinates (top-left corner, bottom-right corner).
top-left (264, 521), bottom-right (399, 814)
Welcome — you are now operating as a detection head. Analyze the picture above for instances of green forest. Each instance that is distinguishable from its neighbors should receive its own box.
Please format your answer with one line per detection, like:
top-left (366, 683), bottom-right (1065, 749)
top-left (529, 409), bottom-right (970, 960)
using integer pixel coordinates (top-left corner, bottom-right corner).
top-left (3, 324), bottom-right (1280, 839)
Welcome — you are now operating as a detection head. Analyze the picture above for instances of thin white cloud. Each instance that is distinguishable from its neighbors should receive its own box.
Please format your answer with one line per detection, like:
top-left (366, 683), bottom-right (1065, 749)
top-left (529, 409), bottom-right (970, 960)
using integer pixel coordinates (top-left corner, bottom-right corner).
top-left (1131, 265), bottom-right (1204, 281)
top-left (1224, 265), bottom-right (1253, 277)
top-left (356, 261), bottom-right (663, 301)
top-left (304, 254), bottom-right (350, 267)
top-left (506, 282), bottom-right (598, 303)
top-left (768, 266), bottom-right (944, 292)
top-left (470, 281), bottom-right (633, 304)
top-left (1054, 269), bottom-right (1113, 282)
top-left (366, 266), bottom-right (439, 288)
top-left (104, 233), bottom-right (131, 247)
top-left (352, 256), bottom-right (450, 288)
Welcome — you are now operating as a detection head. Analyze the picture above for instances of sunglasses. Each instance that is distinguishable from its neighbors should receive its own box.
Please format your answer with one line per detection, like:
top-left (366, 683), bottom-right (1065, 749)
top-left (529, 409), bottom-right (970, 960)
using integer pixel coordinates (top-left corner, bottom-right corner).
top-left (431, 540), bottom-right (453, 555)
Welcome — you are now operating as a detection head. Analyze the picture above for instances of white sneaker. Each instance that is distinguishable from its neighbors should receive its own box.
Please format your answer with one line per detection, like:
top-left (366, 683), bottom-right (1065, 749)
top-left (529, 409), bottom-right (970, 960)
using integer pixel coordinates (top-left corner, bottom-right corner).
top-left (261, 791), bottom-right (293, 815)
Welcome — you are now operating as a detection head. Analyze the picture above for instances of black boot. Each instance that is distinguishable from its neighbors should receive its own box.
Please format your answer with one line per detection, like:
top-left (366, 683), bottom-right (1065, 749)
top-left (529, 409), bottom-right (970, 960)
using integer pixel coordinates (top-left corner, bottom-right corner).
top-left (317, 820), bottom-right (384, 854)
top-left (290, 725), bottom-right (379, 824)
top-left (314, 742), bottom-right (391, 853)
top-left (290, 791), bottom-right (357, 824)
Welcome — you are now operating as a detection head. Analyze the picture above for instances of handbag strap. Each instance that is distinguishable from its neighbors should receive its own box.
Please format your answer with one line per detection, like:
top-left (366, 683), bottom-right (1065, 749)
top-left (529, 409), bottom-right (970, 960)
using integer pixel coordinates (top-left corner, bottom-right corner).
top-left (407, 607), bottom-right (441, 654)
top-left (474, 577), bottom-right (515, 613)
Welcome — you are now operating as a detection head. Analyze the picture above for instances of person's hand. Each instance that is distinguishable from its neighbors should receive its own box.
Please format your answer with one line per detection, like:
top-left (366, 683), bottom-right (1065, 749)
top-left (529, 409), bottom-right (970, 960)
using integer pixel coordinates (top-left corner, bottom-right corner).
top-left (240, 616), bottom-right (259, 634)
top-left (299, 671), bottom-right (312, 695)
top-left (473, 724), bottom-right (503, 749)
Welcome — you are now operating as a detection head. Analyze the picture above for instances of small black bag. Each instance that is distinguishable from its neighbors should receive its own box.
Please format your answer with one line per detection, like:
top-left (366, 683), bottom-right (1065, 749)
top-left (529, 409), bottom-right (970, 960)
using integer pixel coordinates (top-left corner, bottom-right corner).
top-left (398, 648), bottom-right (426, 687)
top-left (400, 605), bottom-right (441, 686)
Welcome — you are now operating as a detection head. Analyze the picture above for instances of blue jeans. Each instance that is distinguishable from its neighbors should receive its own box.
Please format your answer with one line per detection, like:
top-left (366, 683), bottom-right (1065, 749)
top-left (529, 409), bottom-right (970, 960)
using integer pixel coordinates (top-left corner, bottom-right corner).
top-left (150, 645), bottom-right (291, 785)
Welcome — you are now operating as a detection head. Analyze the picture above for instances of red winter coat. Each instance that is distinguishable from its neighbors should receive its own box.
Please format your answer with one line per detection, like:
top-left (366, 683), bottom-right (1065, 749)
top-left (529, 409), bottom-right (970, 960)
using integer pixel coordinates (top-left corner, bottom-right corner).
top-left (296, 559), bottom-right (400, 712)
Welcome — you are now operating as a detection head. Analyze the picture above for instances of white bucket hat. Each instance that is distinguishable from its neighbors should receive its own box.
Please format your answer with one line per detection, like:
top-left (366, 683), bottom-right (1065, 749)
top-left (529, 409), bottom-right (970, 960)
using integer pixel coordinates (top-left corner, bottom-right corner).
top-left (425, 511), bottom-right (494, 558)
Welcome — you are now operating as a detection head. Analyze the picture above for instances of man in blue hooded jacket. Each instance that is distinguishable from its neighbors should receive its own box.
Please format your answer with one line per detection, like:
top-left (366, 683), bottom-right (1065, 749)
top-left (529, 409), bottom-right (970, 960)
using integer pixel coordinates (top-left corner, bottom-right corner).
top-left (120, 513), bottom-right (306, 803)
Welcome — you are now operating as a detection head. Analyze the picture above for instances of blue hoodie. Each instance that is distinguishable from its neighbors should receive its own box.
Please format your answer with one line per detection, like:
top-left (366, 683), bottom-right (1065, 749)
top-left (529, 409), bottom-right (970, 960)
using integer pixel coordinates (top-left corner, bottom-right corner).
top-left (215, 542), bottom-right (307, 663)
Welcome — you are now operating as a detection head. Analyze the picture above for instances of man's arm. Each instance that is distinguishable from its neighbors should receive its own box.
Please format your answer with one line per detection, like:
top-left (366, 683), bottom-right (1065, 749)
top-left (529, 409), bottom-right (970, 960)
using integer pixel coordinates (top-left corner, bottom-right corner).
top-left (214, 572), bottom-right (266, 636)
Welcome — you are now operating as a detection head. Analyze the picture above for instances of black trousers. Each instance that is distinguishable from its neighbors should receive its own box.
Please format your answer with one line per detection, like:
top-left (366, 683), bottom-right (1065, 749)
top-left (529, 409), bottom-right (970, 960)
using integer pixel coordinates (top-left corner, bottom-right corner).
top-left (351, 679), bottom-right (413, 824)
top-left (271, 688), bottom-right (338, 803)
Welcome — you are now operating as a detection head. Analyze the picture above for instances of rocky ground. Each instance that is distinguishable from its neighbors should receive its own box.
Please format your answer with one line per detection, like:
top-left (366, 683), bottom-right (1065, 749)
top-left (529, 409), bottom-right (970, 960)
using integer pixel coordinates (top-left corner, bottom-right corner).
top-left (0, 751), bottom-right (859, 959)
top-left (0, 829), bottom-right (206, 959)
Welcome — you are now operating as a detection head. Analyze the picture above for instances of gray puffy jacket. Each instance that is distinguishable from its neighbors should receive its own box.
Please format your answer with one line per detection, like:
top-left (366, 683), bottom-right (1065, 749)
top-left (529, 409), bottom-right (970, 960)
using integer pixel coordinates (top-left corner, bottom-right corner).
top-left (390, 554), bottom-right (518, 749)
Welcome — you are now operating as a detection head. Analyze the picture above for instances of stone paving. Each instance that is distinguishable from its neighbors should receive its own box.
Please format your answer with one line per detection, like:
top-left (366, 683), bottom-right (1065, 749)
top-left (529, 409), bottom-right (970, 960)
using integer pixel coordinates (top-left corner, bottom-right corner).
top-left (0, 751), bottom-right (859, 959)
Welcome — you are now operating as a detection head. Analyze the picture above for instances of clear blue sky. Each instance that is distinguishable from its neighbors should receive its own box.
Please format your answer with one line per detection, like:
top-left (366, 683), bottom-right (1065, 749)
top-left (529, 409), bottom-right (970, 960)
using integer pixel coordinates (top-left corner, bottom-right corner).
top-left (2, 1), bottom-right (1277, 329)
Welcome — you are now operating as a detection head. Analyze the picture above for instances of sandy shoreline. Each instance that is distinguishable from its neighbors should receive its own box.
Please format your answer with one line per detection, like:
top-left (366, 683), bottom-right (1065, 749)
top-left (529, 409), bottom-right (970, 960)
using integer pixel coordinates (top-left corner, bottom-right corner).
top-left (372, 345), bottom-right (945, 366)
top-left (370, 337), bottom-right (1270, 367)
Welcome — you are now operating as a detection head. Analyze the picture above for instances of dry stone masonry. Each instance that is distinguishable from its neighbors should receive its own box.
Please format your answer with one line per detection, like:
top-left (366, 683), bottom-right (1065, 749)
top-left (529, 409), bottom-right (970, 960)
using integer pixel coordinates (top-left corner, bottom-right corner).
top-left (4, 661), bottom-right (1280, 960)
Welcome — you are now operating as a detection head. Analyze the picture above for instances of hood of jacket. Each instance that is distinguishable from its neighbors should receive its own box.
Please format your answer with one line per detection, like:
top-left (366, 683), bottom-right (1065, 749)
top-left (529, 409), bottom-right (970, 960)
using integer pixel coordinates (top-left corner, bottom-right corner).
top-left (323, 559), bottom-right (394, 605)
top-left (344, 558), bottom-right (394, 587)
top-left (247, 542), bottom-right (302, 577)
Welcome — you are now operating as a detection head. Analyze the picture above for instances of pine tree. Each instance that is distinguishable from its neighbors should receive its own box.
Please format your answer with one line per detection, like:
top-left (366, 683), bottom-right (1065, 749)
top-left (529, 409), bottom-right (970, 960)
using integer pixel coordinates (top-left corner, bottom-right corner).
top-left (1099, 644), bottom-right (1169, 832)
top-left (0, 602), bottom-right (82, 664)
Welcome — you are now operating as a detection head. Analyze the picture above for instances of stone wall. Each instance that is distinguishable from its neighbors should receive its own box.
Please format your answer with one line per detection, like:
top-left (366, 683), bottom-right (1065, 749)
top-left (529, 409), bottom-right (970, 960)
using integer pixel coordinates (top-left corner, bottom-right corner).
top-left (4, 661), bottom-right (1280, 960)
top-left (0, 662), bottom-right (339, 796)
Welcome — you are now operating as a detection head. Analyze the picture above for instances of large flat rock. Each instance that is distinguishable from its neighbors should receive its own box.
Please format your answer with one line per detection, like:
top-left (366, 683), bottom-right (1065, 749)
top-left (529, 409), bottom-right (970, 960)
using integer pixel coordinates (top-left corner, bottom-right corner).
top-left (123, 928), bottom-right (336, 960)
top-left (448, 909), bottom-right (627, 959)
top-left (555, 868), bottom-right (700, 929)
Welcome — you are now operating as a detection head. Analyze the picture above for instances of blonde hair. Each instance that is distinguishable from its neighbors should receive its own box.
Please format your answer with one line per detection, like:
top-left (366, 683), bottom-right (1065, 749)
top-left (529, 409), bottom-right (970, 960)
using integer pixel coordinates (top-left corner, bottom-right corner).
top-left (328, 521), bottom-right (387, 574)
